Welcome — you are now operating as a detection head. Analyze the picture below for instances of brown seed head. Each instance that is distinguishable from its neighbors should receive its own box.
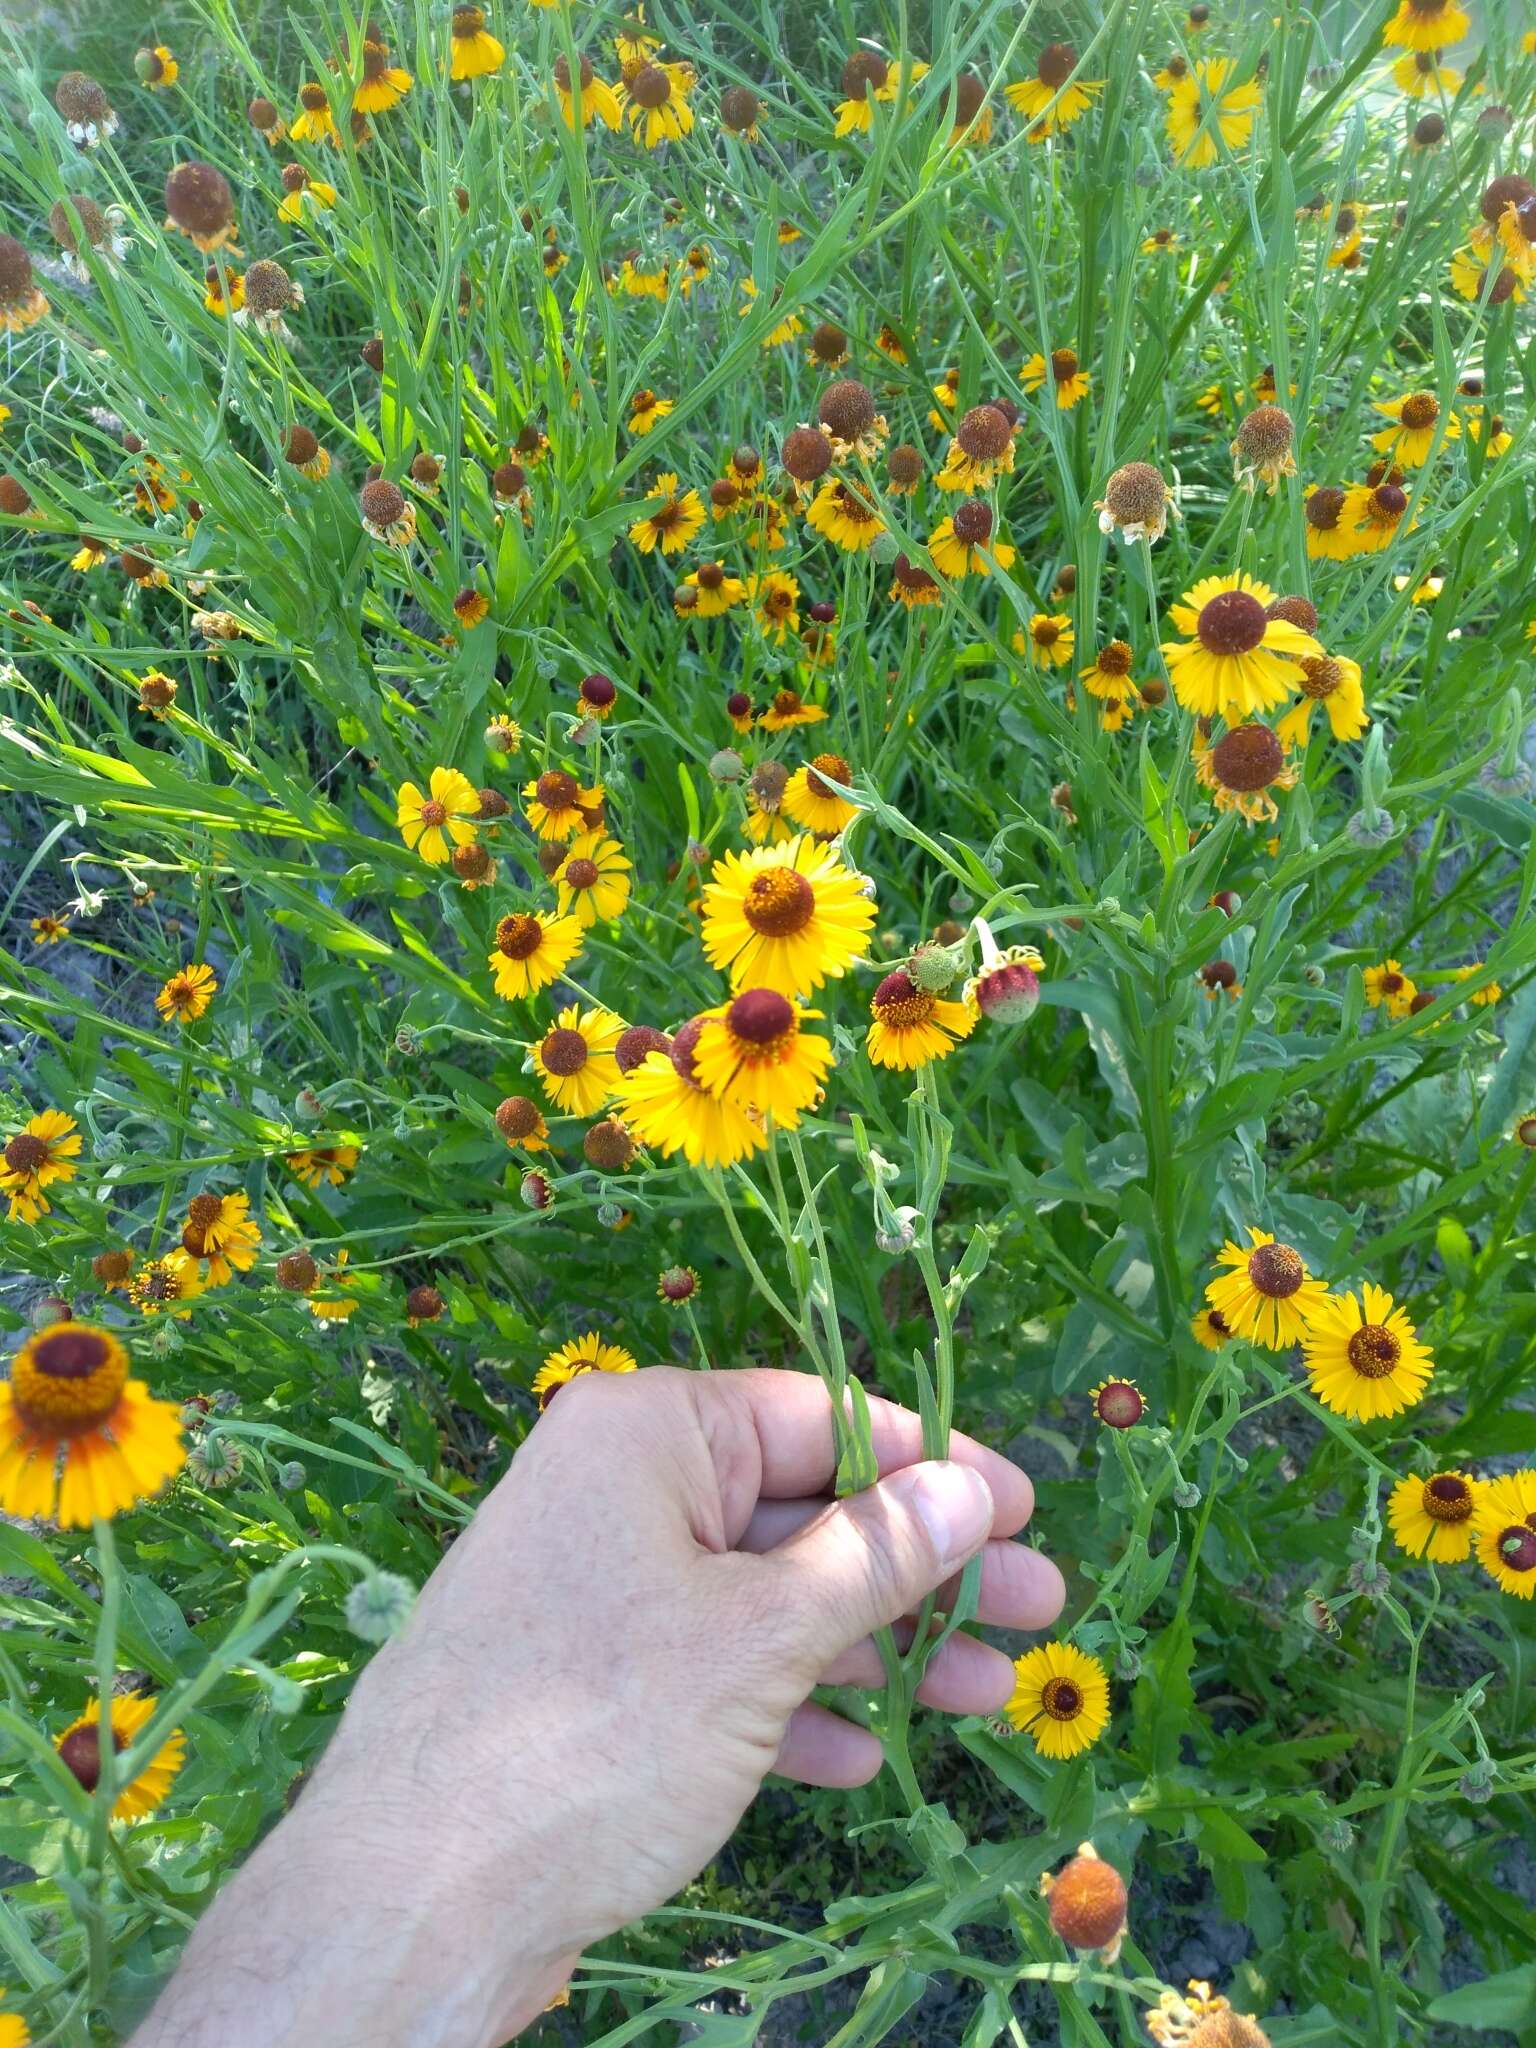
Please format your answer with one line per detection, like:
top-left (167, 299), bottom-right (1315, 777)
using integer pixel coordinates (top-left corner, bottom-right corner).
top-left (809, 322), bottom-right (848, 366)
top-left (48, 194), bottom-right (110, 253)
top-left (840, 50), bottom-right (889, 99)
top-left (1298, 655), bottom-right (1342, 700)
top-left (1103, 461), bottom-right (1168, 525)
top-left (276, 1248), bottom-right (318, 1293)
top-left (359, 477), bottom-right (406, 527)
top-left (243, 258), bottom-right (294, 315)
top-left (92, 1249), bottom-right (134, 1288)
top-left (452, 843), bottom-right (492, 883)
top-left (1140, 677), bottom-right (1168, 707)
top-left (720, 84), bottom-right (760, 132)
top-left (1413, 113), bottom-right (1445, 146)
top-left (1400, 392), bottom-right (1438, 430)
top-left (728, 988), bottom-right (795, 1045)
top-left (887, 442), bottom-right (923, 486)
top-left (1211, 723), bottom-right (1284, 792)
top-left (0, 476), bottom-right (32, 517)
top-left (782, 426), bottom-right (833, 483)
top-left (165, 161), bottom-right (235, 239)
top-left (629, 64), bottom-right (672, 109)
top-left (1235, 404), bottom-right (1294, 463)
top-left (248, 95), bottom-right (279, 131)
top-left (0, 237), bottom-right (35, 307)
top-left (709, 479), bottom-right (740, 510)
top-left (1197, 589), bottom-right (1268, 656)
top-left (614, 1025), bottom-right (671, 1075)
top-left (818, 378), bottom-right (876, 442)
top-left (1481, 173), bottom-right (1535, 225)
top-left (956, 404), bottom-right (1012, 461)
top-left (892, 553), bottom-right (938, 593)
top-left (1037, 42), bottom-right (1077, 88)
top-left (5, 1132), bottom-right (50, 1174)
top-left (410, 452), bottom-right (442, 487)
top-left (1266, 594), bottom-right (1318, 632)
top-left (751, 759), bottom-right (790, 810)
top-left (540, 1026), bottom-right (590, 1077)
top-left (583, 1119), bottom-right (637, 1172)
top-left (360, 335), bottom-right (385, 374)
top-left (404, 1283), bottom-right (444, 1323)
top-left (952, 499), bottom-right (994, 546)
top-left (953, 70), bottom-right (986, 123)
top-left (697, 562), bottom-right (725, 591)
top-left (1047, 1854), bottom-right (1128, 1951)
top-left (1304, 485), bottom-right (1346, 532)
top-left (55, 71), bottom-right (111, 122)
top-left (284, 424), bottom-right (320, 467)
top-left (280, 162), bottom-right (309, 194)
top-left (495, 1095), bottom-right (543, 1140)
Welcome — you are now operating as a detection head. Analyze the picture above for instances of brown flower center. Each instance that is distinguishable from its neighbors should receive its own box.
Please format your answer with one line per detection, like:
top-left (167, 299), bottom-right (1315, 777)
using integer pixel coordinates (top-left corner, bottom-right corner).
top-left (1247, 1241), bottom-right (1304, 1298)
top-left (1050, 348), bottom-right (1080, 383)
top-left (58, 1722), bottom-right (126, 1793)
top-left (1346, 1324), bottom-right (1402, 1378)
top-left (1034, 620), bottom-right (1062, 647)
top-left (1206, 1307), bottom-right (1230, 1335)
top-left (5, 1132), bottom-right (50, 1174)
top-left (496, 914), bottom-right (545, 959)
top-left (540, 1027), bottom-right (590, 1076)
top-left (630, 64), bottom-right (672, 108)
top-left (806, 753), bottom-right (851, 799)
top-left (1037, 42), bottom-right (1076, 89)
top-left (1095, 641), bottom-right (1132, 677)
top-left (536, 770), bottom-right (579, 810)
top-left (953, 500), bottom-right (994, 545)
top-left (1040, 1676), bottom-right (1083, 1719)
top-left (1197, 590), bottom-right (1268, 656)
top-left (872, 970), bottom-right (935, 1029)
top-left (1305, 486), bottom-right (1346, 532)
top-left (1498, 1526), bottom-right (1536, 1574)
top-left (1400, 393), bottom-right (1438, 430)
top-left (743, 868), bottom-right (816, 938)
top-left (419, 799), bottom-right (447, 827)
top-left (1299, 655), bottom-right (1342, 700)
top-left (564, 858), bottom-right (601, 891)
top-left (1423, 1475), bottom-right (1473, 1523)
top-left (728, 989), bottom-right (795, 1046)
top-left (1369, 483), bottom-right (1407, 521)
top-left (1211, 724), bottom-right (1284, 793)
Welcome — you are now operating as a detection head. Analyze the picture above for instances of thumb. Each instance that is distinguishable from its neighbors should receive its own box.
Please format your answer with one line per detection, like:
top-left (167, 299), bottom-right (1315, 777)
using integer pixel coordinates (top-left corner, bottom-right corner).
top-left (756, 1461), bottom-right (995, 1677)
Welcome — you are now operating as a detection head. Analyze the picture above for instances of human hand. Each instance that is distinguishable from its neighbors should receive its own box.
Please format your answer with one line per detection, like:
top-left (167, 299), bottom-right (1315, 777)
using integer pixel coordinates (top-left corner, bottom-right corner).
top-left (133, 1366), bottom-right (1063, 2048)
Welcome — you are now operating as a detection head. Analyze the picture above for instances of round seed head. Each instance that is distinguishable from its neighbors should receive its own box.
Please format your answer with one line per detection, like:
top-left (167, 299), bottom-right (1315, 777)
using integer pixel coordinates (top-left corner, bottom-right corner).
top-left (1037, 42), bottom-right (1077, 88)
top-left (361, 335), bottom-right (385, 372)
top-left (817, 378), bottom-right (876, 442)
top-left (1210, 723), bottom-right (1284, 793)
top-left (359, 477), bottom-right (406, 526)
top-left (629, 64), bottom-right (672, 109)
top-left (720, 85), bottom-right (760, 132)
top-left (1413, 113), bottom-right (1444, 146)
top-left (284, 424), bottom-right (319, 467)
top-left (956, 404), bottom-right (1012, 460)
top-left (1304, 485), bottom-right (1346, 532)
top-left (782, 426), bottom-right (833, 483)
top-left (1102, 461), bottom-right (1168, 525)
top-left (243, 257), bottom-right (295, 314)
top-left (276, 1249), bottom-right (317, 1292)
top-left (164, 161), bottom-right (235, 239)
top-left (55, 71), bottom-right (111, 122)
top-left (809, 321), bottom-right (848, 365)
top-left (840, 49), bottom-right (889, 99)
top-left (887, 442), bottom-right (923, 486)
top-left (404, 1283), bottom-right (444, 1323)
top-left (1266, 594), bottom-right (1317, 632)
top-left (1480, 173), bottom-right (1535, 225)
top-left (1235, 403), bottom-right (1294, 464)
top-left (614, 1025), bottom-right (671, 1075)
top-left (0, 475), bottom-right (32, 516)
top-left (952, 499), bottom-right (994, 545)
top-left (48, 194), bottom-right (110, 252)
top-left (583, 1119), bottom-right (636, 1172)
top-left (248, 95), bottom-right (279, 131)
top-left (0, 237), bottom-right (35, 306)
top-left (1047, 1853), bottom-right (1128, 1951)
top-left (495, 1095), bottom-right (543, 1140)
top-left (953, 70), bottom-right (986, 123)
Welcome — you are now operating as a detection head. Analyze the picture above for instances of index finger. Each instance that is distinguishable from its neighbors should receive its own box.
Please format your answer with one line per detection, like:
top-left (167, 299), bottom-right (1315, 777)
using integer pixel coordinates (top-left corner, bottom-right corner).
top-left (702, 1367), bottom-right (1034, 1536)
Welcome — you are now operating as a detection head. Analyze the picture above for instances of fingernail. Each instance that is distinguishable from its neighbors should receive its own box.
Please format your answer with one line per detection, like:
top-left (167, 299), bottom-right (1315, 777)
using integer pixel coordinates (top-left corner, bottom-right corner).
top-left (902, 1462), bottom-right (993, 1575)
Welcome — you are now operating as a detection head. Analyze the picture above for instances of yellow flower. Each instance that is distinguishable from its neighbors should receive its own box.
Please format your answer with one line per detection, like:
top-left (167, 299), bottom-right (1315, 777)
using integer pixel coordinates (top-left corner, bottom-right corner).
top-left (616, 1020), bottom-right (768, 1169)
top-left (487, 910), bottom-right (583, 1001)
top-left (629, 471), bottom-right (706, 554)
top-left (620, 60), bottom-right (694, 147)
top-left (701, 836), bottom-right (876, 997)
top-left (155, 962), bottom-right (217, 1025)
top-left (354, 39), bottom-right (412, 114)
top-left (532, 1005), bottom-right (626, 1115)
top-left (1190, 1307), bottom-right (1232, 1351)
top-left (692, 989), bottom-right (833, 1125)
top-left (678, 563), bottom-right (747, 616)
top-left (781, 753), bottom-right (858, 837)
top-left (523, 769), bottom-right (604, 842)
top-left (618, 256), bottom-right (668, 298)
top-left (285, 1144), bottom-right (359, 1188)
top-left (2, 1109), bottom-right (81, 1223)
top-left (1162, 573), bottom-right (1320, 720)
top-left (627, 389), bottom-right (674, 436)
top-left (0, 238), bottom-right (48, 333)
top-left (308, 1250), bottom-right (359, 1322)
top-left (0, 2001), bottom-right (25, 2047)
top-left (1391, 50), bottom-right (1461, 96)
top-left (1079, 642), bottom-right (1139, 703)
top-left (1370, 391), bottom-right (1459, 468)
top-left (806, 478), bottom-right (885, 551)
top-left (56, 1692), bottom-right (186, 1819)
top-left (928, 507), bottom-right (1015, 579)
top-left (748, 570), bottom-right (800, 642)
top-left (1387, 1470), bottom-right (1481, 1563)
top-left (397, 766), bottom-right (480, 865)
top-left (449, 5), bottom-right (504, 79)
top-left (1005, 44), bottom-right (1103, 141)
top-left (1276, 652), bottom-right (1368, 748)
top-left (834, 52), bottom-right (929, 136)
top-left (554, 834), bottom-right (632, 927)
top-left (128, 1257), bottom-right (205, 1320)
top-left (1005, 1642), bottom-right (1110, 1759)
top-left (1452, 963), bottom-right (1501, 1007)
top-left (290, 83), bottom-right (339, 143)
top-left (174, 1189), bottom-right (261, 1287)
top-left (760, 690), bottom-right (828, 733)
top-left (1472, 1470), bottom-right (1536, 1598)
top-left (138, 45), bottom-right (178, 88)
top-left (1465, 411), bottom-right (1513, 458)
top-left (1363, 959), bottom-right (1416, 1017)
top-left (1166, 58), bottom-right (1261, 166)
top-left (1301, 1285), bottom-right (1434, 1422)
top-left (866, 970), bottom-right (977, 1071)
top-left (203, 265), bottom-right (243, 316)
top-left (276, 171), bottom-right (336, 225)
top-left (533, 1332), bottom-right (638, 1409)
top-left (1204, 1228), bottom-right (1329, 1350)
top-left (1382, 0), bottom-right (1469, 51)
top-left (0, 1323), bottom-right (184, 1527)
top-left (1338, 478), bottom-right (1411, 553)
top-left (29, 913), bottom-right (69, 944)
top-left (1016, 614), bottom-right (1074, 670)
top-left (1142, 228), bottom-right (1180, 254)
top-left (555, 51), bottom-right (623, 131)
top-left (738, 277), bottom-right (804, 347)
top-left (1021, 348), bottom-right (1091, 409)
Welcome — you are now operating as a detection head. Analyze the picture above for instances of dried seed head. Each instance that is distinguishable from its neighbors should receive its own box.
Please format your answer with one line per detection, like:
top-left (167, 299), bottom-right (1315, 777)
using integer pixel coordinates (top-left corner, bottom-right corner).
top-left (840, 49), bottom-right (889, 99)
top-left (243, 257), bottom-right (295, 314)
top-left (491, 459), bottom-right (527, 500)
top-left (0, 236), bottom-right (36, 307)
top-left (1211, 723), bottom-right (1285, 793)
top-left (55, 71), bottom-right (111, 122)
top-left (1413, 113), bottom-right (1444, 146)
top-left (0, 475), bottom-right (32, 516)
top-left (709, 479), bottom-right (739, 510)
top-left (817, 378), bottom-right (876, 442)
top-left (452, 842), bottom-right (492, 883)
top-left (536, 841), bottom-right (567, 878)
top-left (1266, 594), bottom-right (1317, 632)
top-left (953, 70), bottom-right (986, 123)
top-left (284, 424), bottom-right (319, 467)
top-left (751, 758), bottom-right (790, 809)
top-left (782, 426), bottom-right (833, 483)
top-left (248, 95), bottom-right (280, 131)
top-left (48, 194), bottom-right (110, 253)
top-left (1140, 677), bottom-right (1167, 707)
top-left (720, 84), bottom-right (760, 132)
top-left (276, 1248), bottom-right (318, 1293)
top-left (697, 562), bottom-right (725, 591)
top-left (404, 1283), bottom-right (444, 1323)
top-left (165, 161), bottom-right (235, 240)
top-left (887, 442), bottom-right (923, 486)
top-left (1298, 654), bottom-right (1342, 699)
top-left (1480, 173), bottom-right (1535, 225)
top-left (1102, 461), bottom-right (1168, 526)
top-left (1036, 42), bottom-right (1077, 88)
top-left (1304, 485), bottom-right (1346, 533)
top-left (629, 64), bottom-right (673, 108)
top-left (952, 499), bottom-right (994, 545)
top-left (956, 404), bottom-right (1012, 461)
top-left (583, 1119), bottom-right (637, 1172)
top-left (809, 321), bottom-right (849, 366)
top-left (495, 1095), bottom-right (543, 1140)
top-left (359, 478), bottom-right (406, 528)
top-left (280, 162), bottom-right (309, 194)
top-left (1235, 403), bottom-right (1294, 464)
top-left (92, 1249), bottom-right (134, 1287)
top-left (410, 451), bottom-right (442, 487)
top-left (357, 337), bottom-right (385, 376)
top-left (1046, 1852), bottom-right (1128, 1950)
top-left (614, 1024), bottom-right (671, 1075)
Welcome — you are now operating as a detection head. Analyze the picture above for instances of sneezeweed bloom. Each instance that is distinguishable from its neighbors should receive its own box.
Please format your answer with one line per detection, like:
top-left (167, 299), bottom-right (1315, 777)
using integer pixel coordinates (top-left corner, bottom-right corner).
top-left (1079, 640), bottom-right (1139, 702)
top-left (947, 69), bottom-right (992, 145)
top-left (866, 970), bottom-right (977, 1070)
top-left (533, 1006), bottom-right (626, 1115)
top-left (1472, 1470), bottom-right (1536, 1599)
top-left (1371, 390), bottom-right (1458, 468)
top-left (1393, 49), bottom-right (1460, 96)
top-left (1145, 1981), bottom-right (1271, 2048)
top-left (533, 1333), bottom-right (638, 1409)
top-left (1205, 1228), bottom-right (1329, 1349)
top-left (1231, 405), bottom-right (1296, 492)
top-left (937, 404), bottom-right (1016, 491)
top-left (554, 50), bottom-right (623, 130)
top-left (890, 554), bottom-right (943, 608)
top-left (276, 164), bottom-right (336, 225)
top-left (128, 1257), bottom-right (204, 1319)
top-left (658, 1265), bottom-right (699, 1304)
top-left (354, 35), bottom-right (412, 113)
top-left (286, 1144), bottom-right (359, 1188)
top-left (1339, 477), bottom-right (1410, 554)
top-left (1019, 613), bottom-right (1074, 668)
top-left (807, 479), bottom-right (885, 551)
top-left (291, 80), bottom-right (339, 142)
top-left (247, 94), bottom-right (286, 144)
top-left (554, 834), bottom-right (632, 926)
top-left (1142, 227), bottom-right (1180, 254)
top-left (1451, 963), bottom-right (1501, 1007)
top-left (1197, 723), bottom-right (1298, 825)
top-left (1096, 460), bottom-right (1175, 544)
top-left (2, 1110), bottom-right (81, 1223)
top-left (1091, 1380), bottom-right (1145, 1428)
top-left (495, 1095), bottom-right (549, 1152)
top-left (720, 84), bottom-right (762, 139)
top-left (174, 1190), bottom-right (262, 1287)
top-left (1387, 1470), bottom-right (1481, 1563)
top-left (1044, 1844), bottom-right (1128, 1960)
top-left (203, 265), bottom-right (243, 315)
top-left (1276, 653), bottom-right (1368, 747)
top-left (745, 761), bottom-right (793, 845)
top-left (692, 990), bottom-right (832, 1124)
top-left (748, 570), bottom-right (800, 642)
top-left (523, 769), bottom-right (603, 841)
top-left (622, 61), bottom-right (695, 146)
top-left (0, 1322), bottom-right (185, 1526)
top-left (928, 500), bottom-right (1014, 578)
top-left (452, 586), bottom-right (490, 633)
top-left (1162, 574), bottom-right (1320, 719)
top-left (1005, 1643), bottom-right (1110, 1759)
top-left (1301, 1286), bottom-right (1434, 1422)
top-left (628, 389), bottom-right (673, 436)
top-left (739, 277), bottom-right (805, 347)
top-left (629, 472), bottom-right (705, 554)
top-left (136, 43), bottom-right (179, 88)
top-left (678, 562), bottom-right (747, 616)
top-left (969, 941), bottom-right (1044, 1025)
top-left (701, 837), bottom-right (876, 996)
top-left (235, 257), bottom-right (303, 339)
top-left (1465, 412), bottom-right (1513, 458)
top-left (56, 1694), bottom-right (186, 1820)
top-left (1302, 484), bottom-right (1352, 561)
top-left (163, 161), bottom-right (237, 253)
top-left (30, 914), bottom-right (69, 944)
top-left (0, 237), bottom-right (45, 333)
top-left (1021, 348), bottom-right (1091, 409)
top-left (156, 963), bottom-right (217, 1025)
top-left (1382, 0), bottom-right (1469, 50)
top-left (832, 49), bottom-right (928, 137)
top-left (1167, 60), bottom-right (1261, 165)
top-left (1363, 959), bottom-right (1417, 1017)
top-left (1005, 43), bottom-right (1102, 141)
top-left (55, 70), bottom-right (119, 147)
top-left (487, 910), bottom-right (583, 1000)
top-left (782, 753), bottom-right (859, 837)
top-left (450, 6), bottom-right (505, 77)
top-left (1190, 1306), bottom-right (1232, 1350)
top-left (760, 688), bottom-right (828, 732)
top-left (617, 1018), bottom-right (767, 1168)
top-left (360, 478), bottom-right (416, 548)
top-left (397, 767), bottom-right (479, 864)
